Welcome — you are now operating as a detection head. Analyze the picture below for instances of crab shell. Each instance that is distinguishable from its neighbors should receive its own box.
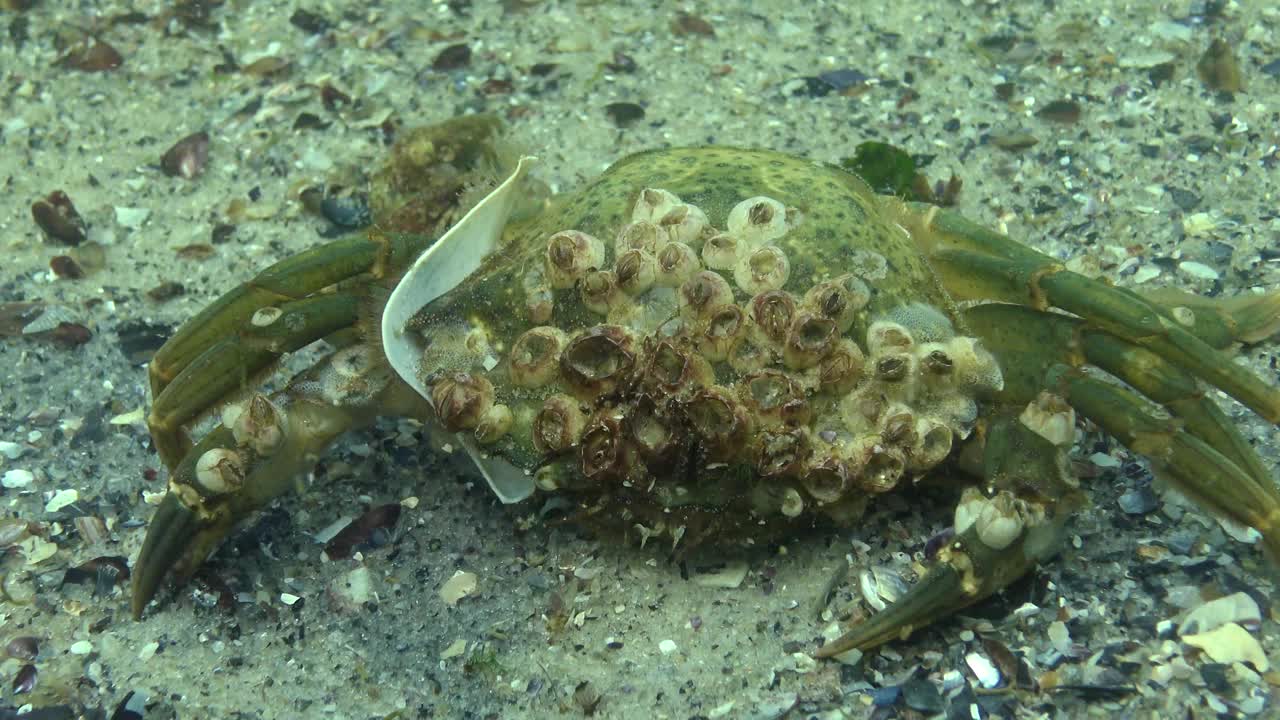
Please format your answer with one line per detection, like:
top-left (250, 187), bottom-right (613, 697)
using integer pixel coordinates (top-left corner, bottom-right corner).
top-left (382, 148), bottom-right (1002, 545)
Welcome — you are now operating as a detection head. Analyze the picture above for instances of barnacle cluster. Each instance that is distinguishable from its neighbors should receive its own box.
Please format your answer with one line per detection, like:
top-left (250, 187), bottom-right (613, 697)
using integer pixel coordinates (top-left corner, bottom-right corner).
top-left (420, 187), bottom-right (1003, 547)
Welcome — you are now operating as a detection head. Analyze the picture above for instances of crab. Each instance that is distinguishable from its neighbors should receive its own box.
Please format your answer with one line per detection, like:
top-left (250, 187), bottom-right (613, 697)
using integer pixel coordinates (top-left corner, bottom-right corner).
top-left (130, 132), bottom-right (1280, 661)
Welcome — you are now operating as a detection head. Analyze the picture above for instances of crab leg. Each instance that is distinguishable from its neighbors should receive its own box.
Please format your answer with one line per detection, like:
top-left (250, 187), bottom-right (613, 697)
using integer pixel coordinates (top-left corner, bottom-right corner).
top-left (1049, 364), bottom-right (1280, 562)
top-left (895, 202), bottom-right (1280, 423)
top-left (131, 345), bottom-right (432, 617)
top-left (818, 403), bottom-right (1081, 657)
top-left (146, 232), bottom-right (434, 469)
top-left (966, 303), bottom-right (1275, 490)
top-left (148, 293), bottom-right (361, 468)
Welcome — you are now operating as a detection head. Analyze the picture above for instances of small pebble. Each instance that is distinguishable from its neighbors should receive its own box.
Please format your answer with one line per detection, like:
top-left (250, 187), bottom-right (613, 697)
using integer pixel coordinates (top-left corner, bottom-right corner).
top-left (604, 102), bottom-right (645, 128)
top-left (658, 639), bottom-right (678, 655)
top-left (138, 641), bottom-right (159, 661)
top-left (1048, 621), bottom-right (1072, 654)
top-left (0, 441), bottom-right (24, 460)
top-left (279, 592), bottom-right (301, 606)
top-left (69, 640), bottom-right (93, 655)
top-left (901, 678), bottom-right (944, 713)
top-left (1118, 486), bottom-right (1159, 515)
top-left (2, 469), bottom-right (34, 489)
top-left (869, 685), bottom-right (900, 707)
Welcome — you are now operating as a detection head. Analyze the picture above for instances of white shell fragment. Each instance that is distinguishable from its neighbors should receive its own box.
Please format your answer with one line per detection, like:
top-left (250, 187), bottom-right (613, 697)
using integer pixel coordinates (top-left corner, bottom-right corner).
top-left (1178, 260), bottom-right (1219, 281)
top-left (381, 157), bottom-right (539, 504)
top-left (1182, 623), bottom-right (1270, 671)
top-left (2, 468), bottom-right (34, 489)
top-left (1179, 592), bottom-right (1261, 635)
top-left (439, 570), bottom-right (478, 606)
top-left (691, 560), bottom-right (749, 589)
top-left (965, 651), bottom-right (1001, 688)
top-left (45, 488), bottom-right (79, 512)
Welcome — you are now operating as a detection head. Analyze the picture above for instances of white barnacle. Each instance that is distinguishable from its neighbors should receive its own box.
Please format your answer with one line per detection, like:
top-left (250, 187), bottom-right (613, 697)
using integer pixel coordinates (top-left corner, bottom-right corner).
top-left (701, 232), bottom-right (738, 270)
top-left (974, 491), bottom-right (1025, 550)
top-left (657, 203), bottom-right (709, 246)
top-left (631, 188), bottom-right (683, 224)
top-left (727, 196), bottom-right (791, 247)
top-left (734, 245), bottom-right (790, 295)
top-left (544, 230), bottom-right (605, 289)
top-left (195, 448), bottom-right (245, 494)
top-left (1018, 392), bottom-right (1076, 447)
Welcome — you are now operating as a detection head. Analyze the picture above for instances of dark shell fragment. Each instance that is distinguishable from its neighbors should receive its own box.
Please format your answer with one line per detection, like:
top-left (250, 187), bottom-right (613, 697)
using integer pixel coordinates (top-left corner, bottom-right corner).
top-left (31, 191), bottom-right (87, 246)
top-left (324, 504), bottom-right (402, 559)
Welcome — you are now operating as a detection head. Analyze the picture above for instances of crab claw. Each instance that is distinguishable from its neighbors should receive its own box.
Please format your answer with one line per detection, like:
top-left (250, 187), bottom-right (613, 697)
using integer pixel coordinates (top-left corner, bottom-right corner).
top-left (131, 413), bottom-right (310, 618)
top-left (131, 491), bottom-right (228, 618)
top-left (817, 405), bottom-right (1081, 658)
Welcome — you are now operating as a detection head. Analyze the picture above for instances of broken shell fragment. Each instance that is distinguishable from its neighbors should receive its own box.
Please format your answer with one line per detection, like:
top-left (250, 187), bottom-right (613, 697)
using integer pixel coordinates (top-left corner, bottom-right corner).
top-left (5, 636), bottom-right (39, 662)
top-left (31, 191), bottom-right (88, 246)
top-left (439, 570), bottom-right (478, 606)
top-left (160, 131), bottom-right (210, 180)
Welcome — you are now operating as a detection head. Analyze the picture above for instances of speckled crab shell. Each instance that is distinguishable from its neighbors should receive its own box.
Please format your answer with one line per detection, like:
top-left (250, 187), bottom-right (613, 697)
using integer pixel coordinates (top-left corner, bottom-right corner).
top-left (383, 147), bottom-right (1002, 549)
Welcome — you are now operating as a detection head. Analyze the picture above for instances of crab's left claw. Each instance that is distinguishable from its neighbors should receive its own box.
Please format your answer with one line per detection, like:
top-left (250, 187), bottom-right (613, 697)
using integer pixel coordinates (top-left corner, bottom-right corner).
top-left (131, 487), bottom-right (227, 618)
top-left (132, 382), bottom-right (383, 618)
top-left (131, 421), bottom-right (296, 618)
top-left (817, 399), bottom-right (1081, 658)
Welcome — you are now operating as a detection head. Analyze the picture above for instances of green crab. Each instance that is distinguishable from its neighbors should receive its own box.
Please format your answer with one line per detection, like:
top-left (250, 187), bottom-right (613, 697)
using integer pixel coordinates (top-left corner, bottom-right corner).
top-left (131, 133), bottom-right (1280, 660)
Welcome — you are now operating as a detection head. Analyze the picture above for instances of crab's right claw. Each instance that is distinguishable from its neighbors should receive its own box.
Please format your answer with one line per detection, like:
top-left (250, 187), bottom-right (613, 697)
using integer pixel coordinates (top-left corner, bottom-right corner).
top-left (817, 402), bottom-right (1080, 658)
